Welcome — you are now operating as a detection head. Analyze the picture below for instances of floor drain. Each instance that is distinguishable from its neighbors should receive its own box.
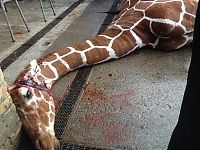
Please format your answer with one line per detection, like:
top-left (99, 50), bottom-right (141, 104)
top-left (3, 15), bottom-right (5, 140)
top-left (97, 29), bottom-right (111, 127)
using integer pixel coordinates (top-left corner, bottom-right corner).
top-left (55, 67), bottom-right (92, 139)
top-left (60, 143), bottom-right (109, 150)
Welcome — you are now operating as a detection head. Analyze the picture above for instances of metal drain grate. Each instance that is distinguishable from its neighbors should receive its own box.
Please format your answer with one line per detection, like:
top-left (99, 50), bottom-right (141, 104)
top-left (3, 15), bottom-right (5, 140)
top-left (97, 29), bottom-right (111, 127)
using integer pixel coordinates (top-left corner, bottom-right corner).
top-left (0, 0), bottom-right (84, 71)
top-left (55, 67), bottom-right (92, 139)
top-left (60, 143), bottom-right (109, 150)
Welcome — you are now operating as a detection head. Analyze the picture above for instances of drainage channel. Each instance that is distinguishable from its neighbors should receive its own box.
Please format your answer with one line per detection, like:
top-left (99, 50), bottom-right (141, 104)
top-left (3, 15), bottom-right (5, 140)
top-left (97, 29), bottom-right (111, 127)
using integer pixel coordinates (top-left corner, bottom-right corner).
top-left (60, 143), bottom-right (109, 150)
top-left (0, 0), bottom-right (84, 71)
top-left (56, 0), bottom-right (121, 149)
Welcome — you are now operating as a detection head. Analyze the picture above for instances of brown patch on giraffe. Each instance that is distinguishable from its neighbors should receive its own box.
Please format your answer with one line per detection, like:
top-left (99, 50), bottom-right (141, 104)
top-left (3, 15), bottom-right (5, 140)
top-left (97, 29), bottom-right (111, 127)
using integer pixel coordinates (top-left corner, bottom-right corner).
top-left (30, 101), bottom-right (36, 107)
top-left (25, 113), bottom-right (40, 130)
top-left (112, 31), bottom-right (136, 57)
top-left (73, 41), bottom-right (91, 51)
top-left (40, 65), bottom-right (56, 79)
top-left (85, 48), bottom-right (109, 65)
top-left (23, 104), bottom-right (35, 112)
top-left (62, 52), bottom-right (83, 69)
top-left (102, 28), bottom-right (122, 38)
top-left (34, 89), bottom-right (41, 97)
top-left (113, 0), bottom-right (137, 21)
top-left (116, 10), bottom-right (143, 29)
top-left (91, 36), bottom-right (110, 46)
top-left (182, 14), bottom-right (195, 32)
top-left (36, 75), bottom-right (45, 84)
top-left (51, 61), bottom-right (69, 76)
top-left (41, 54), bottom-right (57, 62)
top-left (38, 100), bottom-right (50, 112)
top-left (151, 22), bottom-right (184, 37)
top-left (145, 1), bottom-right (182, 22)
top-left (38, 108), bottom-right (49, 127)
top-left (120, 1), bottom-right (129, 10)
top-left (135, 1), bottom-right (153, 10)
top-left (43, 93), bottom-right (51, 102)
top-left (130, 0), bottom-right (145, 8)
top-left (134, 19), bottom-right (154, 43)
top-left (156, 36), bottom-right (186, 50)
top-left (113, 9), bottom-right (127, 21)
top-left (184, 0), bottom-right (198, 14)
top-left (56, 47), bottom-right (71, 56)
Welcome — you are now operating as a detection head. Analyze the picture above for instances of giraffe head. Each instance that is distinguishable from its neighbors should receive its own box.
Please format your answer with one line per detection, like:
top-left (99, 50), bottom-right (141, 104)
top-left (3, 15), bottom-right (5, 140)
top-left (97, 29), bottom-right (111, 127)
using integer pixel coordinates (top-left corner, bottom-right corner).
top-left (8, 60), bottom-right (60, 150)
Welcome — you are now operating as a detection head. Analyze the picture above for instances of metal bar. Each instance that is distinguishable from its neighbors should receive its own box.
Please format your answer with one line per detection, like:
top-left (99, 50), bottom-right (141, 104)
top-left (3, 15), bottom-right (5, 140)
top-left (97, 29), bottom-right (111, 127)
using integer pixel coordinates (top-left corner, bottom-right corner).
top-left (0, 0), bottom-right (15, 42)
top-left (48, 0), bottom-right (56, 15)
top-left (14, 0), bottom-right (30, 32)
top-left (4, 2), bottom-right (7, 12)
top-left (38, 0), bottom-right (47, 22)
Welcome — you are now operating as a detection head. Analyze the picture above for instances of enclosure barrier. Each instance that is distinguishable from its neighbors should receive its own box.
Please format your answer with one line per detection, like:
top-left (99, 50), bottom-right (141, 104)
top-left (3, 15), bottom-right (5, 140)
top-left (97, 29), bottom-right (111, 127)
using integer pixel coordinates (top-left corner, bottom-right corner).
top-left (0, 68), bottom-right (21, 150)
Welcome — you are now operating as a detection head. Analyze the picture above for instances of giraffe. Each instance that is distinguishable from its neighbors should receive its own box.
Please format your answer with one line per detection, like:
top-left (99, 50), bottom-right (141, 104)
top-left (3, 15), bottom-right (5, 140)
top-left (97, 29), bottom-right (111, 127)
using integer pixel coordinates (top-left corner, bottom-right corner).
top-left (7, 0), bottom-right (198, 149)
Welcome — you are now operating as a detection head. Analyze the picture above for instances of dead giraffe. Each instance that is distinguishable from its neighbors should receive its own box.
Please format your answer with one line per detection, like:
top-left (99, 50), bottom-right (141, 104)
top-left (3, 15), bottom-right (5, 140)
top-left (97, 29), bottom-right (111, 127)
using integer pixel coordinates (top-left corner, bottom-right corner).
top-left (7, 0), bottom-right (198, 149)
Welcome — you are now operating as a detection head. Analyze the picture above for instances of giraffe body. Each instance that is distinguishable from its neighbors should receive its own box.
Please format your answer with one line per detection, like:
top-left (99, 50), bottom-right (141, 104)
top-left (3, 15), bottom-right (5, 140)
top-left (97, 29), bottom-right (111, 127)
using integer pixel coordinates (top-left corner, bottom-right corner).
top-left (8, 0), bottom-right (198, 149)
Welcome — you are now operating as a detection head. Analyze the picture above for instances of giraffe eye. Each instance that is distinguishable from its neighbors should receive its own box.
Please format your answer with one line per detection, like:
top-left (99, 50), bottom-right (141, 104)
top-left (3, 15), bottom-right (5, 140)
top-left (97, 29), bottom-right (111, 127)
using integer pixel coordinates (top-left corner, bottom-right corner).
top-left (26, 90), bottom-right (33, 99)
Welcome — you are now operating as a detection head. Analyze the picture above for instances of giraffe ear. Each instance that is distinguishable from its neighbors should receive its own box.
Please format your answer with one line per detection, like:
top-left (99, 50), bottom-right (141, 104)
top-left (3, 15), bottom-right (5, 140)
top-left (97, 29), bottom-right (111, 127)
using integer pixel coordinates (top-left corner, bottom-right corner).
top-left (30, 59), bottom-right (40, 76)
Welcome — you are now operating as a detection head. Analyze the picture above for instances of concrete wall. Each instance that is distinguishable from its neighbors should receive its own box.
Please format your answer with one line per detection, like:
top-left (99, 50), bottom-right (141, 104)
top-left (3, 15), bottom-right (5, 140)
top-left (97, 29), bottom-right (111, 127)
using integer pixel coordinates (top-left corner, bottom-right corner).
top-left (0, 68), bottom-right (21, 150)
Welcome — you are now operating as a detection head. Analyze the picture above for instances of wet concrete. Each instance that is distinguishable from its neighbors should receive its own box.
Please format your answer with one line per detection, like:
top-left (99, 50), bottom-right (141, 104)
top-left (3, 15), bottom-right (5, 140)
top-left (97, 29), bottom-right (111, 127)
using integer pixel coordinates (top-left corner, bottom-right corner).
top-left (1, 0), bottom-right (192, 149)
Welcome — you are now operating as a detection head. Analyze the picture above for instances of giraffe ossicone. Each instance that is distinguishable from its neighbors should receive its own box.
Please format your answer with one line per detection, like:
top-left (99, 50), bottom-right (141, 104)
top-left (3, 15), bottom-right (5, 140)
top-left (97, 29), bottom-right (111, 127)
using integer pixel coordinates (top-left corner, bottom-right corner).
top-left (8, 0), bottom-right (198, 149)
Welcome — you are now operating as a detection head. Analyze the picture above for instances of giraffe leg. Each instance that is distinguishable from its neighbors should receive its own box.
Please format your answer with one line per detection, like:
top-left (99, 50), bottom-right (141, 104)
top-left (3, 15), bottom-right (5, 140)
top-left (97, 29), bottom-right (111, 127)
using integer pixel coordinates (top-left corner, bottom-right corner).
top-left (149, 33), bottom-right (193, 51)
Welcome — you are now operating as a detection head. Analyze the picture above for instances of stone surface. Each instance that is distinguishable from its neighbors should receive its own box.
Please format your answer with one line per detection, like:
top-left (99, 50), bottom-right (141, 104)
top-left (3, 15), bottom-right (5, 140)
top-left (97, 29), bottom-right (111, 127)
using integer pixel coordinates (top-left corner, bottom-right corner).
top-left (0, 68), bottom-right (21, 150)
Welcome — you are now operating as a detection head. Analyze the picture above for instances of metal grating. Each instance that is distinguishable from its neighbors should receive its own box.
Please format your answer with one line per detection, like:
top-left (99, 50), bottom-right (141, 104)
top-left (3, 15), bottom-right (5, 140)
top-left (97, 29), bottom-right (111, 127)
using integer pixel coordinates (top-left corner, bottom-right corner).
top-left (55, 67), bottom-right (92, 139)
top-left (60, 143), bottom-right (109, 150)
top-left (0, 0), bottom-right (84, 71)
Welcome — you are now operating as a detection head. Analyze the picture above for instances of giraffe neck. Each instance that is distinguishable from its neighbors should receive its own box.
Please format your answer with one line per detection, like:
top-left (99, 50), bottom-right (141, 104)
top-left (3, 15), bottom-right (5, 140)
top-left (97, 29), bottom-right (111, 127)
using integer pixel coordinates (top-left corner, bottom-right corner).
top-left (30, 28), bottom-right (141, 88)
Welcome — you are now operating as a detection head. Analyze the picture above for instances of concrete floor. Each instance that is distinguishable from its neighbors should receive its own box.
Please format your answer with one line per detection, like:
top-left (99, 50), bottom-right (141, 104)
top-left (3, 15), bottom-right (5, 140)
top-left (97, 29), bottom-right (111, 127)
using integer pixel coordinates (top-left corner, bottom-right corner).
top-left (63, 49), bottom-right (190, 150)
top-left (0, 0), bottom-right (76, 62)
top-left (1, 0), bottom-right (192, 149)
